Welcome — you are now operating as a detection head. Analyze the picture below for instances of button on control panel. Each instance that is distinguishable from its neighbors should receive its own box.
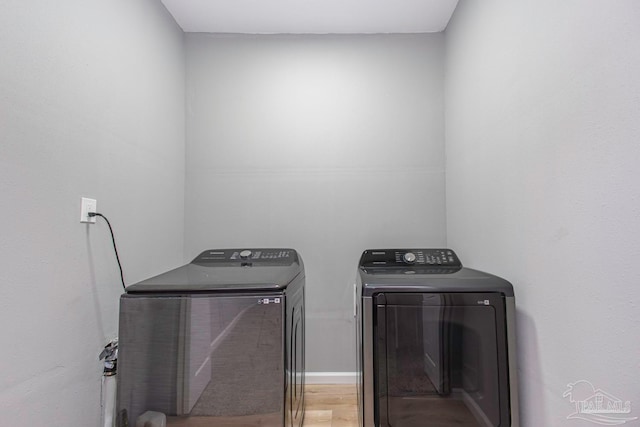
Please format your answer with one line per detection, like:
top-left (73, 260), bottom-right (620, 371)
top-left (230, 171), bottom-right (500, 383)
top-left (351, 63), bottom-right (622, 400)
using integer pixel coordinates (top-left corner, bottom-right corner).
top-left (403, 252), bottom-right (416, 264)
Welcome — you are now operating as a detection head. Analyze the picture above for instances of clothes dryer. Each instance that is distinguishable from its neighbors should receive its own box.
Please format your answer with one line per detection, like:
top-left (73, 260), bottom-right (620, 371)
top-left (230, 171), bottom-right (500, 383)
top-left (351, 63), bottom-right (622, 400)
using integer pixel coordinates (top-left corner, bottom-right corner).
top-left (355, 249), bottom-right (518, 427)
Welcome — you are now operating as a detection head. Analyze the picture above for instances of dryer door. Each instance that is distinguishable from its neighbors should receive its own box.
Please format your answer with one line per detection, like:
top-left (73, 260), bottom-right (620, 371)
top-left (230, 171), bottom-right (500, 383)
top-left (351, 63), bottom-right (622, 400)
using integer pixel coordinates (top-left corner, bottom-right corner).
top-left (373, 293), bottom-right (510, 427)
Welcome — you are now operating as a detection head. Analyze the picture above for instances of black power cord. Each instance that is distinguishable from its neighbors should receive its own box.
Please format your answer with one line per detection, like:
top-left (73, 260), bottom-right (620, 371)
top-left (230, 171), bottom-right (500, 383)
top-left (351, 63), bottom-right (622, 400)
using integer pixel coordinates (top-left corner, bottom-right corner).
top-left (88, 212), bottom-right (126, 291)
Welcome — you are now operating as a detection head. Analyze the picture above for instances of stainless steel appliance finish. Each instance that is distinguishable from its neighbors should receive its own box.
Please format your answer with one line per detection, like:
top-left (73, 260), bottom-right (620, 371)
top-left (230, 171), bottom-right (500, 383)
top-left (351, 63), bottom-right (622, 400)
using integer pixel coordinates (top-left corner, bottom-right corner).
top-left (117, 248), bottom-right (305, 427)
top-left (355, 249), bottom-right (519, 427)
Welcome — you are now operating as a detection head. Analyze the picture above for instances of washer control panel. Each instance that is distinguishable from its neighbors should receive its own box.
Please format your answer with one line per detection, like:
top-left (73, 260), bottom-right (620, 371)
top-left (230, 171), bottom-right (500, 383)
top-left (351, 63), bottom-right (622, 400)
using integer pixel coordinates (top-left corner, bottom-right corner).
top-left (192, 248), bottom-right (296, 266)
top-left (360, 249), bottom-right (461, 269)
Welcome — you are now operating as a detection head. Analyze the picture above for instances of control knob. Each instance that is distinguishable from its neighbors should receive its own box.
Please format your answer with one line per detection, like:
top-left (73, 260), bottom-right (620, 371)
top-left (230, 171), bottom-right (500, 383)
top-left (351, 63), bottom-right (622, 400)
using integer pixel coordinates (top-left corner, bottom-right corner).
top-left (403, 252), bottom-right (416, 264)
top-left (239, 250), bottom-right (253, 259)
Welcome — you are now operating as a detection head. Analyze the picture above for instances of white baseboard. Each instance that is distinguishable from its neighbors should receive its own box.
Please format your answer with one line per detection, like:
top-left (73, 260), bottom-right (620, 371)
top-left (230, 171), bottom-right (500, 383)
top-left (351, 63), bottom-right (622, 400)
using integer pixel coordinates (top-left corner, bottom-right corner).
top-left (305, 372), bottom-right (357, 384)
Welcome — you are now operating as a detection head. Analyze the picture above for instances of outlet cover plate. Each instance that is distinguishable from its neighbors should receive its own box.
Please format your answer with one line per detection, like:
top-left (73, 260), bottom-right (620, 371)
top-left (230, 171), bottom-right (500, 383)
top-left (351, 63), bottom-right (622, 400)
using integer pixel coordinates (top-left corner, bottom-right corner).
top-left (80, 197), bottom-right (97, 223)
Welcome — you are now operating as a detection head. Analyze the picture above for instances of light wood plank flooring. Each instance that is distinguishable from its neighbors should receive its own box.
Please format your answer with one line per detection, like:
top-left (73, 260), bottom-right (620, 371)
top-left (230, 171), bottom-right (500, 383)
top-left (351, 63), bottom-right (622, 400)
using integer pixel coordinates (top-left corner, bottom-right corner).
top-left (162, 384), bottom-right (358, 427)
top-left (303, 384), bottom-right (358, 427)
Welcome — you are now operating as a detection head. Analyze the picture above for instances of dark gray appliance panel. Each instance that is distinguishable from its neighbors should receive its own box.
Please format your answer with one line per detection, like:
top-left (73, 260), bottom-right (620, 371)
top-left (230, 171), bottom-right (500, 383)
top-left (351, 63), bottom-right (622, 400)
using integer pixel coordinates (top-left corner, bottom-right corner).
top-left (285, 277), bottom-right (305, 427)
top-left (373, 292), bottom-right (510, 427)
top-left (117, 293), bottom-right (284, 427)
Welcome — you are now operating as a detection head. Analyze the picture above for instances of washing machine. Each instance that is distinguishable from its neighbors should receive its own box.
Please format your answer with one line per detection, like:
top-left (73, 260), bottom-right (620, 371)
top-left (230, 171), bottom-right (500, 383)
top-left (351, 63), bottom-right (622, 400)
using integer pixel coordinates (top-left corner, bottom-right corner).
top-left (355, 249), bottom-right (518, 427)
top-left (116, 248), bottom-right (305, 427)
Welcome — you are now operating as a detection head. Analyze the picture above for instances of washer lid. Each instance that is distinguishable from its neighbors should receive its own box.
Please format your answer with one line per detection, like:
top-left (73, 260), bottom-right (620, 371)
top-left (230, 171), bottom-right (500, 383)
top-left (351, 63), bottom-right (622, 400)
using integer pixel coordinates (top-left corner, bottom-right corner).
top-left (125, 248), bottom-right (303, 293)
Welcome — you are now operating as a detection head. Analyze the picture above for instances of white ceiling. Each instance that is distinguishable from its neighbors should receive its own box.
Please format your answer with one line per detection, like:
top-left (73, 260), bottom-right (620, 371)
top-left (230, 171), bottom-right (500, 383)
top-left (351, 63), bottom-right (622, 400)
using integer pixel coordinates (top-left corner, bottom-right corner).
top-left (161, 0), bottom-right (459, 34)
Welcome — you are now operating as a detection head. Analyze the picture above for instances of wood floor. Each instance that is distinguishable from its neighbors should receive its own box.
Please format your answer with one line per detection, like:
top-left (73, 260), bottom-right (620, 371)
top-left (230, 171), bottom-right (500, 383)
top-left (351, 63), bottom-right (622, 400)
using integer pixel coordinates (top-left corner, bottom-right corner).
top-left (303, 384), bottom-right (358, 427)
top-left (165, 384), bottom-right (358, 426)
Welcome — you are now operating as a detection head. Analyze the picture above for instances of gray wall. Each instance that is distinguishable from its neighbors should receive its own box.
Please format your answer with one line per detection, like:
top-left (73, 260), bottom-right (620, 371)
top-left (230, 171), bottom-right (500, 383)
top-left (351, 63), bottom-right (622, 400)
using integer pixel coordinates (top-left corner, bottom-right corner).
top-left (445, 1), bottom-right (640, 425)
top-left (0, 1), bottom-right (185, 425)
top-left (185, 34), bottom-right (446, 373)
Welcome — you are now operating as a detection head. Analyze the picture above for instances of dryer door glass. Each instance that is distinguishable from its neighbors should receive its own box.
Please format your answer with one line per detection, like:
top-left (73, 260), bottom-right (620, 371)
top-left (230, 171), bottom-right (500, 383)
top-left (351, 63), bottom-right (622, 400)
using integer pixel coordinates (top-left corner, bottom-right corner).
top-left (373, 293), bottom-right (510, 427)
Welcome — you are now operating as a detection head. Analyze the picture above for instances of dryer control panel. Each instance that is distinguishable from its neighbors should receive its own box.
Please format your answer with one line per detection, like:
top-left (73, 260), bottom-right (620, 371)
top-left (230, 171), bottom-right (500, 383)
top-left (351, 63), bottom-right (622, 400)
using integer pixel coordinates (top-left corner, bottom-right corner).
top-left (359, 249), bottom-right (462, 268)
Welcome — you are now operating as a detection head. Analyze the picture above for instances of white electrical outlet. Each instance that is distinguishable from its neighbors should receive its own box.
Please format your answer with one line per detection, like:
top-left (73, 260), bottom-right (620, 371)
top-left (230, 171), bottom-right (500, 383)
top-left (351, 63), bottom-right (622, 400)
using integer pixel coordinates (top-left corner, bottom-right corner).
top-left (80, 197), bottom-right (97, 223)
